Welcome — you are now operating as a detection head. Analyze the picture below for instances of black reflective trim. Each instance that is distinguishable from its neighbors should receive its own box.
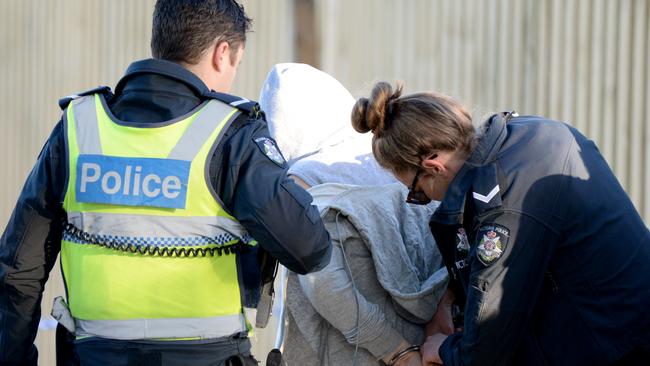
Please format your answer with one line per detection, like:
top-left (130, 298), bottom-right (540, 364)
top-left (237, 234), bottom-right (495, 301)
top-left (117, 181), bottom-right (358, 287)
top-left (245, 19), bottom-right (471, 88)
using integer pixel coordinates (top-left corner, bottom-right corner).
top-left (62, 221), bottom-right (244, 257)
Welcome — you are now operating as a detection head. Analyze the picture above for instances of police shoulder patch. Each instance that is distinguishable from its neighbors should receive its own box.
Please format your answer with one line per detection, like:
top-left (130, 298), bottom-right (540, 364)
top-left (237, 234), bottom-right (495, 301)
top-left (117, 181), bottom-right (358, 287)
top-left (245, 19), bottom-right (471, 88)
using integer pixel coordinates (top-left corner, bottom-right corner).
top-left (475, 224), bottom-right (509, 266)
top-left (254, 137), bottom-right (286, 167)
top-left (455, 227), bottom-right (471, 254)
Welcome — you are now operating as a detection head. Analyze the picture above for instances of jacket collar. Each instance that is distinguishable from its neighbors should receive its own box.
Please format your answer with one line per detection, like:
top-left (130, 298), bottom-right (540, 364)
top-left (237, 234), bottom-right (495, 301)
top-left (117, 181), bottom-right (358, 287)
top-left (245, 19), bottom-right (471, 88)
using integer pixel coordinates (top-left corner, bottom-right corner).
top-left (114, 58), bottom-right (210, 97)
top-left (431, 112), bottom-right (512, 224)
top-left (467, 111), bottom-right (511, 166)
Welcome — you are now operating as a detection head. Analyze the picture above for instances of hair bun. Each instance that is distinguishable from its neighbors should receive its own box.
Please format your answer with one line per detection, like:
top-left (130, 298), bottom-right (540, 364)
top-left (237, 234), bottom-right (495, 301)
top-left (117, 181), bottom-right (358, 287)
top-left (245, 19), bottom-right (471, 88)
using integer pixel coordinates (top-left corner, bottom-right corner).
top-left (350, 82), bottom-right (402, 136)
top-left (351, 97), bottom-right (371, 133)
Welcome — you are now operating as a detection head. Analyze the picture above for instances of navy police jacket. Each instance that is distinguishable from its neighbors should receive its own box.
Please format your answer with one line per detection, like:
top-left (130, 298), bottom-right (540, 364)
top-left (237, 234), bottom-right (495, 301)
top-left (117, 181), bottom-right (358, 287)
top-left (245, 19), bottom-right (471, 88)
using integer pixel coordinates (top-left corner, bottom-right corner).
top-left (0, 59), bottom-right (331, 365)
top-left (430, 112), bottom-right (650, 366)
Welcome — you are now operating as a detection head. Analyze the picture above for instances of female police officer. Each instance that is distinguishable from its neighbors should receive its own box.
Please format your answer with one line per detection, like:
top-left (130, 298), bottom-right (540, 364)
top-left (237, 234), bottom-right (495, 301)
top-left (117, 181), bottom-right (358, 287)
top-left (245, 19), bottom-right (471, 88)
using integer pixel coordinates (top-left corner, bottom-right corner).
top-left (350, 81), bottom-right (650, 366)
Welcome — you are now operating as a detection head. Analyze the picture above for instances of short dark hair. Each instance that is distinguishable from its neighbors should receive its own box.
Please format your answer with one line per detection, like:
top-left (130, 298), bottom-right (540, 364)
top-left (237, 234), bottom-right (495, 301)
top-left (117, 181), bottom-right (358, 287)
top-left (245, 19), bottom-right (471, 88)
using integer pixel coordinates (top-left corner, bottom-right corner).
top-left (151, 0), bottom-right (252, 64)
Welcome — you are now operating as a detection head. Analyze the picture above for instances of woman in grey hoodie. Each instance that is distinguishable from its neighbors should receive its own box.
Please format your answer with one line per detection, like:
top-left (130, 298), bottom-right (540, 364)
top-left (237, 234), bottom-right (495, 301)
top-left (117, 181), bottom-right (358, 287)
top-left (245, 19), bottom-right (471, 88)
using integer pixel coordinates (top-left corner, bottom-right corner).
top-left (259, 64), bottom-right (449, 366)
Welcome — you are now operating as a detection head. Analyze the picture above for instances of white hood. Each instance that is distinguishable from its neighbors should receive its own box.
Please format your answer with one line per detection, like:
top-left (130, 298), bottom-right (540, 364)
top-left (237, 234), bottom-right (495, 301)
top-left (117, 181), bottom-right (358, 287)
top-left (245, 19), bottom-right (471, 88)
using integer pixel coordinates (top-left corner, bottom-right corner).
top-left (259, 63), bottom-right (395, 186)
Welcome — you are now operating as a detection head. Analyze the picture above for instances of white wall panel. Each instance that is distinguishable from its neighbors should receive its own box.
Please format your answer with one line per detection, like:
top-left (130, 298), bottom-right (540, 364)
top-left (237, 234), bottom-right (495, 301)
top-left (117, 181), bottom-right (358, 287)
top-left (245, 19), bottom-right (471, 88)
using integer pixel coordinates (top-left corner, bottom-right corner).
top-left (317, 0), bottom-right (649, 221)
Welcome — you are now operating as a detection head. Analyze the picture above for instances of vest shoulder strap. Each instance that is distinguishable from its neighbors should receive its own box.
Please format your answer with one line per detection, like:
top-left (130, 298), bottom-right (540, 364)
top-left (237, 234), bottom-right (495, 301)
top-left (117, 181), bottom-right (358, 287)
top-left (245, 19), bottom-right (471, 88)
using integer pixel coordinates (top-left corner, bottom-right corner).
top-left (203, 91), bottom-right (263, 120)
top-left (58, 86), bottom-right (113, 111)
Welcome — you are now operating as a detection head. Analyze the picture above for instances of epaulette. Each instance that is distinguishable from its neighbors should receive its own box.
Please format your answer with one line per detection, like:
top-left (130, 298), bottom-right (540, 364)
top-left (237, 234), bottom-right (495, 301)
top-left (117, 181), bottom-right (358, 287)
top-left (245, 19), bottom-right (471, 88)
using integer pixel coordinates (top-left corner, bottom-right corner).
top-left (58, 86), bottom-right (113, 111)
top-left (203, 91), bottom-right (264, 120)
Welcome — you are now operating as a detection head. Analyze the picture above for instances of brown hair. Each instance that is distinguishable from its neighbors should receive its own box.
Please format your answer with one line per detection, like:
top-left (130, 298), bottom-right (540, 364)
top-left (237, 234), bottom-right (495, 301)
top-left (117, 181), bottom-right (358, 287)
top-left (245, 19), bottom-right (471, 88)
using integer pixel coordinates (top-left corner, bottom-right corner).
top-left (151, 0), bottom-right (252, 65)
top-left (351, 81), bottom-right (475, 173)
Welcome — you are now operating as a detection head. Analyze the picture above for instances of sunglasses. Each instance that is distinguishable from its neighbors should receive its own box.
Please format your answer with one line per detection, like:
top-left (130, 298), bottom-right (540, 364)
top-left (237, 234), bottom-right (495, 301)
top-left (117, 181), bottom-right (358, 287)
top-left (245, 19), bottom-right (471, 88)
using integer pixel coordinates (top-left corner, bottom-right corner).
top-left (405, 154), bottom-right (438, 205)
top-left (406, 168), bottom-right (432, 205)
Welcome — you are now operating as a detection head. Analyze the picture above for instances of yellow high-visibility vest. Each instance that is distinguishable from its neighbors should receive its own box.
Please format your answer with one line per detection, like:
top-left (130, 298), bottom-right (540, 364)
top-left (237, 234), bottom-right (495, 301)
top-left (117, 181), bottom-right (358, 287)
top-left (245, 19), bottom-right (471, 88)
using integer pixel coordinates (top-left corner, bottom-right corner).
top-left (61, 93), bottom-right (254, 340)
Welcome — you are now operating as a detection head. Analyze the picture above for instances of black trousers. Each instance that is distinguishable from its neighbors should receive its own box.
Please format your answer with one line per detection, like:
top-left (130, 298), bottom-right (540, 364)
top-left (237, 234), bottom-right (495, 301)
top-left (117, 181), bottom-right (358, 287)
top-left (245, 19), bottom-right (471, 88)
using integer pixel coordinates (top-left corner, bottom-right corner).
top-left (70, 333), bottom-right (256, 366)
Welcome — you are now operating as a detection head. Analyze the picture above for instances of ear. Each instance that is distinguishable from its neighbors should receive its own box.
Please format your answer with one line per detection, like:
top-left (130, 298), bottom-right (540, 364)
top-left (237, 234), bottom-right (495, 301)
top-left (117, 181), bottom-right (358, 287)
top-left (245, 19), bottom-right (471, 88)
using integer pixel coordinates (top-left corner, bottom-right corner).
top-left (212, 41), bottom-right (230, 72)
top-left (421, 156), bottom-right (444, 175)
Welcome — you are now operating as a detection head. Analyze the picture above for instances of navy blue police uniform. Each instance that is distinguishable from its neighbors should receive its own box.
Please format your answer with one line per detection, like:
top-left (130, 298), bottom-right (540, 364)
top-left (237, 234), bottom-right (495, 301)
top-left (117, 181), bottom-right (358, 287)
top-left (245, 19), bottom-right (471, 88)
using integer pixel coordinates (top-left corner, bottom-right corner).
top-left (429, 112), bottom-right (650, 366)
top-left (0, 58), bottom-right (331, 366)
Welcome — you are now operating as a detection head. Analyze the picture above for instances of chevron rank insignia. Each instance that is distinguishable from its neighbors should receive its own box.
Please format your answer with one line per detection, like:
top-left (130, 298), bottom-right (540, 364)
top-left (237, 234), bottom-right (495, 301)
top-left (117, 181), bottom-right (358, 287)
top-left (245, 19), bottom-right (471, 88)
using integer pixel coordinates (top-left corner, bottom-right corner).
top-left (255, 137), bottom-right (286, 167)
top-left (472, 184), bottom-right (500, 203)
top-left (476, 224), bottom-right (509, 266)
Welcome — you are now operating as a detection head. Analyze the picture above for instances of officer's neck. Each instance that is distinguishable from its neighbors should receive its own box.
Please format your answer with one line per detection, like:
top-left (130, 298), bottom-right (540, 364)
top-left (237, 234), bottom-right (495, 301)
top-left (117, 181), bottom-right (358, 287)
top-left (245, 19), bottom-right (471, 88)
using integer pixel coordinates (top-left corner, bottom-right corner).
top-left (181, 60), bottom-right (221, 93)
top-left (180, 41), bottom-right (241, 93)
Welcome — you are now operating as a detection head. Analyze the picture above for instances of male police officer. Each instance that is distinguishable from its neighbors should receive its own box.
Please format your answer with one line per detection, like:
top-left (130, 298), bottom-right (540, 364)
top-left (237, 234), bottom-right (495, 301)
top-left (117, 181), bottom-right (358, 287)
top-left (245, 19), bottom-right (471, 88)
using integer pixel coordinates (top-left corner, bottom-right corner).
top-left (0, 1), bottom-right (331, 365)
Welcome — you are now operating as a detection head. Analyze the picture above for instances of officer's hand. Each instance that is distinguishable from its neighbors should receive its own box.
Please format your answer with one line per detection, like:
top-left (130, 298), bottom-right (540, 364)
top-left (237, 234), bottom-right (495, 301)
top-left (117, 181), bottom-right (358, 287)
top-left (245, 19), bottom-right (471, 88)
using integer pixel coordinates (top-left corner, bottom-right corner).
top-left (421, 333), bottom-right (447, 365)
top-left (426, 288), bottom-right (455, 336)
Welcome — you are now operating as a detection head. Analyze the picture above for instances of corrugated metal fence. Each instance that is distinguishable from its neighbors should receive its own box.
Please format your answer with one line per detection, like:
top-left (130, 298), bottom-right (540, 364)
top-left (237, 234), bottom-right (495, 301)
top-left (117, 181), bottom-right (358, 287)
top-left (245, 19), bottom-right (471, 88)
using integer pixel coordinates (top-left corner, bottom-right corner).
top-left (317, 0), bottom-right (650, 220)
top-left (0, 0), bottom-right (647, 364)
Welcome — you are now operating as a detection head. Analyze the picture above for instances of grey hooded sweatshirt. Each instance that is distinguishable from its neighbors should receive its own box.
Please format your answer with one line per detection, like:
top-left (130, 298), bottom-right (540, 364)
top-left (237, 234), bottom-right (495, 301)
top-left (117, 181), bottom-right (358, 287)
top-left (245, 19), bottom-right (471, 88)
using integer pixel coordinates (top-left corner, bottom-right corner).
top-left (282, 184), bottom-right (448, 366)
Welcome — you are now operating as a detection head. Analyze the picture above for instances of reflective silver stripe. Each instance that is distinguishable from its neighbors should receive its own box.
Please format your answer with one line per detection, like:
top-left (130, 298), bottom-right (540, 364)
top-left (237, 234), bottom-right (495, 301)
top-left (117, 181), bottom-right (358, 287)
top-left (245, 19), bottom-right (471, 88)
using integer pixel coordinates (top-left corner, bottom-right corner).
top-left (75, 313), bottom-right (246, 340)
top-left (72, 96), bottom-right (102, 155)
top-left (167, 100), bottom-right (239, 161)
top-left (66, 211), bottom-right (250, 241)
top-left (230, 98), bottom-right (250, 107)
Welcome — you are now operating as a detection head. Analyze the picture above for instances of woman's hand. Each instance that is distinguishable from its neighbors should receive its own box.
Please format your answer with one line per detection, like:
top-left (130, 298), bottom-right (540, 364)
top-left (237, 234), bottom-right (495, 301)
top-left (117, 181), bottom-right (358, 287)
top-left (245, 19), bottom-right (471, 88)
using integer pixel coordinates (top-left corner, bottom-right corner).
top-left (421, 333), bottom-right (447, 365)
top-left (394, 350), bottom-right (423, 366)
top-left (426, 288), bottom-right (455, 336)
top-left (383, 340), bottom-right (423, 366)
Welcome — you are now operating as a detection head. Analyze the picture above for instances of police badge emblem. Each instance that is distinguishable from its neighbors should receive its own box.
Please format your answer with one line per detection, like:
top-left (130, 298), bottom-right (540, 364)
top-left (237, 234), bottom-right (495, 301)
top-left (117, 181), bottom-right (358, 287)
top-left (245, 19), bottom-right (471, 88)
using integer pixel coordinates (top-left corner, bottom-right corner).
top-left (476, 224), bottom-right (509, 266)
top-left (456, 228), bottom-right (470, 253)
top-left (254, 137), bottom-right (286, 167)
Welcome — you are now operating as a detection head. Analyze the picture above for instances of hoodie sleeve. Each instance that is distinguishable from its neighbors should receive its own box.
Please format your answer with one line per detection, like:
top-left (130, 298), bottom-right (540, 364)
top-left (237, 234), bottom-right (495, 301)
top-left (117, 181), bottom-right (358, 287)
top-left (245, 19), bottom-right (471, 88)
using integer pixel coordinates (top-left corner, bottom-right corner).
top-left (297, 216), bottom-right (406, 360)
top-left (210, 114), bottom-right (331, 275)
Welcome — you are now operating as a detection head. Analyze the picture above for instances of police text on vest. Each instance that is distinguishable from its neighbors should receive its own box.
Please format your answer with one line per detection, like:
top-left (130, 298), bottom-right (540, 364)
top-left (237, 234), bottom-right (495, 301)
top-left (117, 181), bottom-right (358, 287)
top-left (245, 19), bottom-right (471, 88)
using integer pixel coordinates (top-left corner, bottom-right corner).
top-left (76, 154), bottom-right (190, 209)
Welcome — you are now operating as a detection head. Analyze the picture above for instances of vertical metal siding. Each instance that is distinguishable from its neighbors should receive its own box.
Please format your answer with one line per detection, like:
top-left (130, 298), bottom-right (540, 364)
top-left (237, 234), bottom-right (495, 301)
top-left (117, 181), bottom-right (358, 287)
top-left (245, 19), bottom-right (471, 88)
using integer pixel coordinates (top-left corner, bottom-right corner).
top-left (316, 0), bottom-right (649, 222)
top-left (643, 0), bottom-right (649, 220)
top-left (629, 0), bottom-right (647, 210)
